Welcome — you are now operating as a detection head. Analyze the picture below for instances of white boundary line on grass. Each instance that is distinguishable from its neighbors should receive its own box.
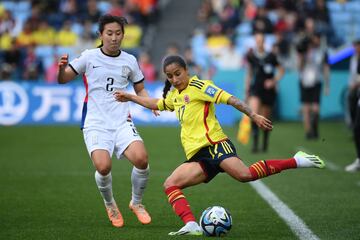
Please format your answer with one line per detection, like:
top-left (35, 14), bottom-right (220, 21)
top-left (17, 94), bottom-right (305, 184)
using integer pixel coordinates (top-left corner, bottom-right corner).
top-left (296, 146), bottom-right (341, 171)
top-left (250, 181), bottom-right (320, 240)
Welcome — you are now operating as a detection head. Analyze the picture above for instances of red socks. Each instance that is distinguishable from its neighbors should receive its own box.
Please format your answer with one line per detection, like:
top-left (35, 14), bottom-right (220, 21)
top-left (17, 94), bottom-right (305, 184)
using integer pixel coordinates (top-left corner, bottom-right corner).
top-left (249, 158), bottom-right (297, 180)
top-left (165, 186), bottom-right (196, 224)
top-left (164, 159), bottom-right (297, 223)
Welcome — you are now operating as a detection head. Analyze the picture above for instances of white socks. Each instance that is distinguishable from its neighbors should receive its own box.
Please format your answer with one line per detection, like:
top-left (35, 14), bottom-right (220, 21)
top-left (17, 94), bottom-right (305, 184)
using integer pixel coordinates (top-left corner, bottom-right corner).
top-left (95, 171), bottom-right (114, 205)
top-left (131, 165), bottom-right (150, 205)
top-left (95, 165), bottom-right (149, 206)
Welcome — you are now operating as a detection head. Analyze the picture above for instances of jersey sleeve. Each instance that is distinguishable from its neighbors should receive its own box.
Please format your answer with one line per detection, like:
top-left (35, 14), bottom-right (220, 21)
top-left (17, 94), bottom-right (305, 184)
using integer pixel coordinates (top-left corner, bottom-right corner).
top-left (69, 50), bottom-right (89, 75)
top-left (192, 80), bottom-right (232, 104)
top-left (156, 90), bottom-right (175, 111)
top-left (129, 55), bottom-right (145, 83)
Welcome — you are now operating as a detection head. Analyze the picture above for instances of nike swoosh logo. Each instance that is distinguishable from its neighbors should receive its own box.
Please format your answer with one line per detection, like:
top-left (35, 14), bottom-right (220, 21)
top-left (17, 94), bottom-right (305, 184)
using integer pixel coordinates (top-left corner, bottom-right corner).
top-left (220, 215), bottom-right (228, 222)
top-left (93, 66), bottom-right (101, 68)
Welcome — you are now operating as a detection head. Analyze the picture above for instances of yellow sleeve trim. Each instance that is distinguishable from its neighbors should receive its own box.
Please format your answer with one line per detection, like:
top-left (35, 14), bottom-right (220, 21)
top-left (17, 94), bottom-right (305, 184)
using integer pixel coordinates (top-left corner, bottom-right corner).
top-left (157, 99), bottom-right (174, 111)
top-left (157, 99), bottom-right (165, 111)
top-left (216, 90), bottom-right (232, 104)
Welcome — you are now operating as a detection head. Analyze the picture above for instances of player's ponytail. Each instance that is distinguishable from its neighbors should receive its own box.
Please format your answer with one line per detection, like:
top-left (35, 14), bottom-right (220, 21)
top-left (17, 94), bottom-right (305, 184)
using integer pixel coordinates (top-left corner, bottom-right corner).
top-left (162, 80), bottom-right (172, 98)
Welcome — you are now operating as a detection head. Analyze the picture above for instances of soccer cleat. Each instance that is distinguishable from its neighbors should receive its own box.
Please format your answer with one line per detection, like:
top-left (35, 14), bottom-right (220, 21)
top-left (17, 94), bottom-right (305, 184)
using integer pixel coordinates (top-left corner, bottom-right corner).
top-left (345, 158), bottom-right (360, 172)
top-left (168, 222), bottom-right (203, 236)
top-left (106, 202), bottom-right (124, 228)
top-left (129, 201), bottom-right (151, 224)
top-left (294, 151), bottom-right (325, 169)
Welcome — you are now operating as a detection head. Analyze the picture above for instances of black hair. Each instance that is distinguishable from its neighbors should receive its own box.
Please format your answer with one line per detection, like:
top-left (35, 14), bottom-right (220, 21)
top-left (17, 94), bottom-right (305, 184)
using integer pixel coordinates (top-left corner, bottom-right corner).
top-left (162, 55), bottom-right (187, 98)
top-left (162, 80), bottom-right (172, 98)
top-left (98, 14), bottom-right (127, 34)
top-left (97, 14), bottom-right (127, 47)
top-left (162, 55), bottom-right (187, 72)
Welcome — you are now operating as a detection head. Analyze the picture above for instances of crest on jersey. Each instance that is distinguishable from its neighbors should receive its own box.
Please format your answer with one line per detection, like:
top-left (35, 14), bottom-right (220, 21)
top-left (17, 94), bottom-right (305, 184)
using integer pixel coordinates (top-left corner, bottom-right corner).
top-left (205, 86), bottom-right (218, 97)
top-left (121, 66), bottom-right (131, 79)
top-left (184, 95), bottom-right (190, 104)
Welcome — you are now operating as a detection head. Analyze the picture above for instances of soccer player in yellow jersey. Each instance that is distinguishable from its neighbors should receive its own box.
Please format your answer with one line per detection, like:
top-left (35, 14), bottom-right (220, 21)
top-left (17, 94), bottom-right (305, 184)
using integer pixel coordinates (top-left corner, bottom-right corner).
top-left (114, 55), bottom-right (325, 236)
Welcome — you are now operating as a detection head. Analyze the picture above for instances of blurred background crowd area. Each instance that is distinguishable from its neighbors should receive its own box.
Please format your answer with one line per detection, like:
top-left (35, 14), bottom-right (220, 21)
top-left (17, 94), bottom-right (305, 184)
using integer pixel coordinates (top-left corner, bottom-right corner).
top-left (0, 0), bottom-right (358, 82)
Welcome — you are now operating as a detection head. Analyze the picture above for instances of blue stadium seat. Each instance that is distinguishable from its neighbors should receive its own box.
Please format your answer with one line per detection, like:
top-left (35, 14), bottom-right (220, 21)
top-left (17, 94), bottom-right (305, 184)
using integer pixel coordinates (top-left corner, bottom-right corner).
top-left (16, 1), bottom-right (31, 12)
top-left (327, 1), bottom-right (344, 12)
top-left (1, 1), bottom-right (16, 12)
top-left (344, 1), bottom-right (360, 12)
top-left (236, 22), bottom-right (252, 36)
top-left (42, 56), bottom-right (55, 70)
top-left (71, 22), bottom-right (84, 36)
top-left (267, 10), bottom-right (279, 24)
top-left (253, 0), bottom-right (265, 7)
top-left (35, 46), bottom-right (55, 58)
top-left (14, 11), bottom-right (30, 26)
top-left (55, 47), bottom-right (75, 60)
top-left (236, 35), bottom-right (254, 55)
top-left (330, 11), bottom-right (352, 24)
top-left (97, 1), bottom-right (112, 14)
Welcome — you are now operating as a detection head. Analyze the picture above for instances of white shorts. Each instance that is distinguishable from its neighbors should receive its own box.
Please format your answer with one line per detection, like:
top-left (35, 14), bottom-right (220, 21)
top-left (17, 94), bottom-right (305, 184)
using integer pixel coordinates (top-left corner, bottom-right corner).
top-left (83, 121), bottom-right (143, 159)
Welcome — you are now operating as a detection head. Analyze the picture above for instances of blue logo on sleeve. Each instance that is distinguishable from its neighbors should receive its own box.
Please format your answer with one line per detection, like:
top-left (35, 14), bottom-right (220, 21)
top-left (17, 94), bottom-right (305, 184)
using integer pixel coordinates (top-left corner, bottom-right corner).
top-left (205, 86), bottom-right (218, 97)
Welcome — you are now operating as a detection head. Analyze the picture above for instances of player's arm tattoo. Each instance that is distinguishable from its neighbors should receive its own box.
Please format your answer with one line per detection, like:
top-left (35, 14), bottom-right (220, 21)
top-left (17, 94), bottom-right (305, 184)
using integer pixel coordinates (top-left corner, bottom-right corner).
top-left (227, 96), bottom-right (255, 118)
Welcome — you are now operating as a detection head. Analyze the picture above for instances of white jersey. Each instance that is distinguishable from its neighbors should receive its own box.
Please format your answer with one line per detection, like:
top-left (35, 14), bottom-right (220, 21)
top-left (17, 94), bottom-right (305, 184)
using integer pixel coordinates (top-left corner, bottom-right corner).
top-left (70, 48), bottom-right (144, 130)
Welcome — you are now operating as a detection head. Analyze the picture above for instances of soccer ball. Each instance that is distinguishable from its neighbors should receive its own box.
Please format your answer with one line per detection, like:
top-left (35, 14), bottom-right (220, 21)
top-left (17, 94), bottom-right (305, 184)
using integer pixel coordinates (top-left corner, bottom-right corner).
top-left (199, 206), bottom-right (232, 237)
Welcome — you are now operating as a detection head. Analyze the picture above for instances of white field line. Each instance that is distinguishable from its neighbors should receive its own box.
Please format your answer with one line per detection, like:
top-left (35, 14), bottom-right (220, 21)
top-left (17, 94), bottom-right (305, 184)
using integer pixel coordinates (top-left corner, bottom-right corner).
top-left (250, 181), bottom-right (320, 240)
top-left (296, 146), bottom-right (341, 171)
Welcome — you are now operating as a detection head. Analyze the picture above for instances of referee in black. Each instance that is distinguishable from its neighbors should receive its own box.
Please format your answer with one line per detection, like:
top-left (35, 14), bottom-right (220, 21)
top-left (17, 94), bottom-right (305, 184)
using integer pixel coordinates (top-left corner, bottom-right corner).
top-left (245, 32), bottom-right (284, 153)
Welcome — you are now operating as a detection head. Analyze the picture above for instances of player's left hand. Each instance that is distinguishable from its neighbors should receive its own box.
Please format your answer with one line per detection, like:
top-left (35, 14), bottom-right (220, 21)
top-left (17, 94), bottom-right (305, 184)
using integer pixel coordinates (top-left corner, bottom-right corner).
top-left (152, 110), bottom-right (160, 116)
top-left (252, 113), bottom-right (273, 131)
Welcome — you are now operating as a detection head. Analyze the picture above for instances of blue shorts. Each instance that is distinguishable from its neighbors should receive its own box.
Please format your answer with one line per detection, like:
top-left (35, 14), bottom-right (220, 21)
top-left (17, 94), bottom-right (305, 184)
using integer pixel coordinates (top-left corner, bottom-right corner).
top-left (187, 139), bottom-right (238, 183)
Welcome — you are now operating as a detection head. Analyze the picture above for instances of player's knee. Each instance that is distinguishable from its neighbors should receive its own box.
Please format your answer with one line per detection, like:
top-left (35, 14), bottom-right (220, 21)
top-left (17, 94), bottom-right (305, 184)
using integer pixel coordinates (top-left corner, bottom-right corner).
top-left (132, 152), bottom-right (148, 169)
top-left (97, 166), bottom-right (111, 176)
top-left (163, 177), bottom-right (178, 189)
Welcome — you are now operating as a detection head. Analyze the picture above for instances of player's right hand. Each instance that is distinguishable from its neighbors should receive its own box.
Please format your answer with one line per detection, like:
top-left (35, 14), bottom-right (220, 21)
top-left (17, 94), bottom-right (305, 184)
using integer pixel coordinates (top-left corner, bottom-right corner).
top-left (58, 54), bottom-right (69, 68)
top-left (252, 113), bottom-right (273, 131)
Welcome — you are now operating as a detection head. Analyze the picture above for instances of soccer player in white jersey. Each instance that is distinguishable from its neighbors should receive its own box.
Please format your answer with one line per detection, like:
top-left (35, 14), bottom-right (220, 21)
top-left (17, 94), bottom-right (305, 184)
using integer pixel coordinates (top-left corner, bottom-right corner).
top-left (57, 14), bottom-right (154, 228)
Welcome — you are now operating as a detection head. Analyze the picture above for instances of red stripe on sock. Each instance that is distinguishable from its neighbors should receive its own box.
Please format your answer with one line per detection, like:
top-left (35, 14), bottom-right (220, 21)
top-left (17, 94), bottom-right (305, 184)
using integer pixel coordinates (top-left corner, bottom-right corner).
top-left (249, 158), bottom-right (297, 180)
top-left (164, 186), bottom-right (196, 224)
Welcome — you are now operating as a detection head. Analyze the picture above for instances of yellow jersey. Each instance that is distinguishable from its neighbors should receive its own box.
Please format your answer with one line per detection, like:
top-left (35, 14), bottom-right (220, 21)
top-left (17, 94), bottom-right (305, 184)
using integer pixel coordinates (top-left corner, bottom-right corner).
top-left (157, 76), bottom-right (233, 159)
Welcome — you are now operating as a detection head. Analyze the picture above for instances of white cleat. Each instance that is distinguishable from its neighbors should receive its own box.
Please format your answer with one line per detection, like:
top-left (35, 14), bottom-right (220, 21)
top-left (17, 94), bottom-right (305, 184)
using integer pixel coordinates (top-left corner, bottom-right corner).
top-left (168, 221), bottom-right (203, 236)
top-left (294, 151), bottom-right (325, 169)
top-left (345, 158), bottom-right (360, 172)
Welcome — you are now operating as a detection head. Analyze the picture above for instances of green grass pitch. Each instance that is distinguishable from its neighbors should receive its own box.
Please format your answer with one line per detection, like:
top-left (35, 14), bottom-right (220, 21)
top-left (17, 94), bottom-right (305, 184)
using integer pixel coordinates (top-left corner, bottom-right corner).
top-left (1, 121), bottom-right (360, 239)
